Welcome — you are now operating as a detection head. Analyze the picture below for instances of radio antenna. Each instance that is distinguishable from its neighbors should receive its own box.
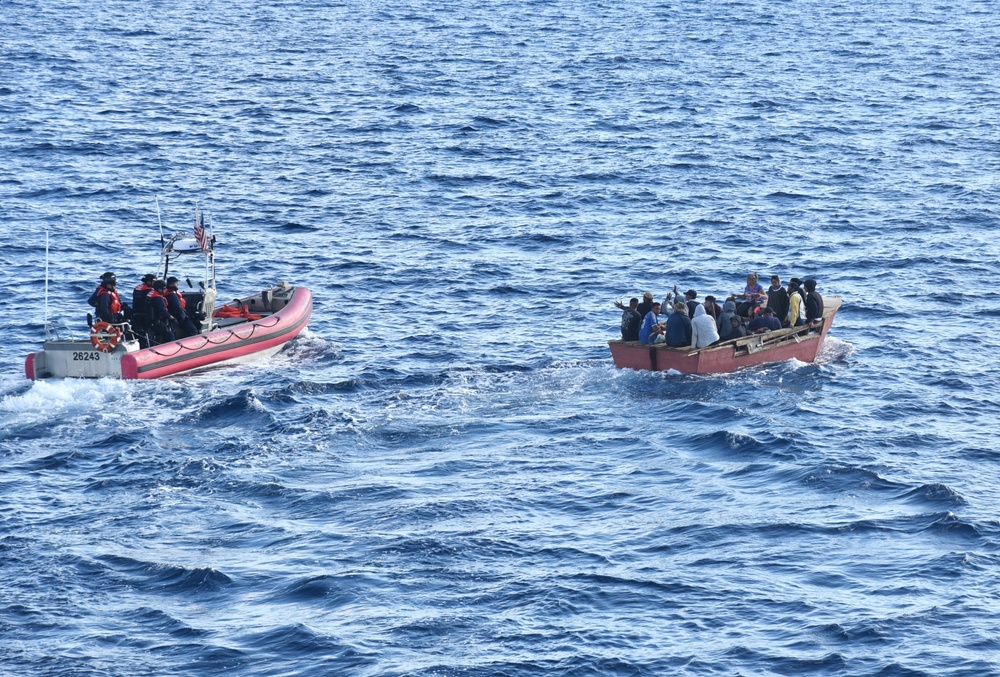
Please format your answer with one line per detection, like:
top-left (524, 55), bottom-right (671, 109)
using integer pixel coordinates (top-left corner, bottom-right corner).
top-left (155, 194), bottom-right (165, 250)
top-left (44, 230), bottom-right (50, 340)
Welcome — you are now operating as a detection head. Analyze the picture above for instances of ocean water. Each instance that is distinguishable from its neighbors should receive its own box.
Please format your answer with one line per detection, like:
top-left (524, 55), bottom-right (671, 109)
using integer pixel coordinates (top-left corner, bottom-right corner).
top-left (2, 0), bottom-right (1000, 675)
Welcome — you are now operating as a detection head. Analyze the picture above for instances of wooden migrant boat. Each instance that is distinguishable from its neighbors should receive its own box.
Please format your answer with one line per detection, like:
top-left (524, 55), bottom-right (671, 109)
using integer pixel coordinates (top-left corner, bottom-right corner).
top-left (608, 297), bottom-right (841, 374)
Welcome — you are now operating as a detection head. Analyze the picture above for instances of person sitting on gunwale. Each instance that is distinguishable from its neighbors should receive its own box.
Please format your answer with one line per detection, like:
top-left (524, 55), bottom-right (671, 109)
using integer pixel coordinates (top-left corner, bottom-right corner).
top-left (690, 304), bottom-right (720, 349)
top-left (638, 302), bottom-right (665, 344)
top-left (736, 273), bottom-right (766, 318)
top-left (166, 276), bottom-right (200, 338)
top-left (664, 302), bottom-right (692, 347)
top-left (617, 297), bottom-right (642, 342)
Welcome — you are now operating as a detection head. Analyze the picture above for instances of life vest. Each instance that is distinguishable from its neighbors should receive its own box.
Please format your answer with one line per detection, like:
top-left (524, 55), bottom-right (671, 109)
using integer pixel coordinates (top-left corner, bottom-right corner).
top-left (166, 288), bottom-right (187, 310)
top-left (95, 286), bottom-right (122, 315)
top-left (213, 303), bottom-right (263, 321)
top-left (147, 290), bottom-right (170, 320)
top-left (132, 283), bottom-right (153, 311)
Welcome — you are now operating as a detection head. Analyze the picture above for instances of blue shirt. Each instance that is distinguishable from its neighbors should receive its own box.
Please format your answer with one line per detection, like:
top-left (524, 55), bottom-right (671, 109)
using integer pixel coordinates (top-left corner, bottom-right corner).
top-left (638, 311), bottom-right (661, 344)
top-left (748, 314), bottom-right (782, 332)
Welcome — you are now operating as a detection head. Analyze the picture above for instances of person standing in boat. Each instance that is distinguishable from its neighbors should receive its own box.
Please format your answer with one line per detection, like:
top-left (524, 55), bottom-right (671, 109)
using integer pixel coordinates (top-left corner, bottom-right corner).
top-left (789, 277), bottom-right (808, 309)
top-left (87, 273), bottom-right (109, 309)
top-left (636, 291), bottom-right (655, 319)
top-left (786, 279), bottom-right (806, 327)
top-left (765, 275), bottom-right (789, 325)
top-left (90, 272), bottom-right (125, 324)
top-left (616, 297), bottom-right (642, 342)
top-left (147, 279), bottom-right (175, 344)
top-left (165, 276), bottom-right (199, 338)
top-left (127, 273), bottom-right (156, 348)
top-left (132, 274), bottom-right (155, 313)
top-left (804, 279), bottom-right (824, 324)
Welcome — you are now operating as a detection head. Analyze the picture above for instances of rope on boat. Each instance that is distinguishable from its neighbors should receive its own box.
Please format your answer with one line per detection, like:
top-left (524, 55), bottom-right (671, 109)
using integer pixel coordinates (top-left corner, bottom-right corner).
top-left (144, 316), bottom-right (283, 357)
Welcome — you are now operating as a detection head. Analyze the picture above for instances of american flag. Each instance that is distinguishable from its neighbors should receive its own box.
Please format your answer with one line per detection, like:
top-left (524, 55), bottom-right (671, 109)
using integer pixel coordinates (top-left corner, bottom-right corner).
top-left (194, 209), bottom-right (208, 251)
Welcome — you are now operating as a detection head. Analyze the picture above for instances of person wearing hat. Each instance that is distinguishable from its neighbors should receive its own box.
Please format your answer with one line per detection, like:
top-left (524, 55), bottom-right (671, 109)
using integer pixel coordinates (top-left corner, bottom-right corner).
top-left (804, 279), bottom-right (824, 324)
top-left (89, 272), bottom-right (124, 324)
top-left (132, 273), bottom-right (156, 312)
top-left (87, 271), bottom-right (114, 309)
top-left (636, 291), bottom-right (655, 319)
top-left (683, 289), bottom-right (699, 318)
top-left (124, 273), bottom-right (157, 346)
top-left (748, 307), bottom-right (782, 333)
top-left (789, 277), bottom-right (807, 309)
top-left (165, 276), bottom-right (199, 338)
top-left (147, 279), bottom-right (175, 344)
top-left (786, 279), bottom-right (806, 327)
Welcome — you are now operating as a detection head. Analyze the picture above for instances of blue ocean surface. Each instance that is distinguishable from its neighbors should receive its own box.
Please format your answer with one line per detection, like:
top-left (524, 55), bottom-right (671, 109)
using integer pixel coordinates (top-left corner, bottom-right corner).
top-left (2, 0), bottom-right (1000, 675)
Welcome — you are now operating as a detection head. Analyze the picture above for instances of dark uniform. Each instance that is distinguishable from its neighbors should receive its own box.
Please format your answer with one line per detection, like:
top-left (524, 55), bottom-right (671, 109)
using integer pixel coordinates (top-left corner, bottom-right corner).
top-left (165, 277), bottom-right (199, 338)
top-left (147, 280), bottom-right (175, 344)
top-left (91, 272), bottom-right (123, 323)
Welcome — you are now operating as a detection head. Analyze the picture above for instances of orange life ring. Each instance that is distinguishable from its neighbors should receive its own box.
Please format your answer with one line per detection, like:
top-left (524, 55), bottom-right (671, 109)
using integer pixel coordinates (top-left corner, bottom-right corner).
top-left (90, 321), bottom-right (122, 353)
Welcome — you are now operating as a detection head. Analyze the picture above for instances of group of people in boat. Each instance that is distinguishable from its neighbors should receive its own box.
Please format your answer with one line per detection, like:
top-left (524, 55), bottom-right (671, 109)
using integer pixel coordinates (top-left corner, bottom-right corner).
top-left (615, 274), bottom-right (825, 349)
top-left (88, 271), bottom-right (201, 348)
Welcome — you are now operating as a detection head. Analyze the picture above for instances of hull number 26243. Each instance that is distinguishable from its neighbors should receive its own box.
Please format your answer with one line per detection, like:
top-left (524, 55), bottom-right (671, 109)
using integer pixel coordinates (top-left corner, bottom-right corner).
top-left (73, 352), bottom-right (101, 362)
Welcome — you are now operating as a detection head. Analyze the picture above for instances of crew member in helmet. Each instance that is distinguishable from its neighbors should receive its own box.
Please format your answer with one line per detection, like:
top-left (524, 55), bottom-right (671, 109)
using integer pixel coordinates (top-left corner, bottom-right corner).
top-left (147, 279), bottom-right (175, 344)
top-left (129, 273), bottom-right (156, 347)
top-left (88, 271), bottom-right (114, 309)
top-left (165, 276), bottom-right (199, 338)
top-left (132, 274), bottom-right (156, 314)
top-left (90, 272), bottom-right (125, 324)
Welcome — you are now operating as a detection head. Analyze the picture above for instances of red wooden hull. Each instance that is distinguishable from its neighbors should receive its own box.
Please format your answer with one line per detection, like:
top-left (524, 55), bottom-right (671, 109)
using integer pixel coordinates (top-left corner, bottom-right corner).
top-left (609, 297), bottom-right (841, 374)
top-left (122, 286), bottom-right (312, 379)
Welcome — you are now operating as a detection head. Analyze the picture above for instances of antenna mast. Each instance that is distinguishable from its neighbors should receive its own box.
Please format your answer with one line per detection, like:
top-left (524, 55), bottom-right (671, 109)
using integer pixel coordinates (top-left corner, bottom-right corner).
top-left (44, 230), bottom-right (50, 340)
